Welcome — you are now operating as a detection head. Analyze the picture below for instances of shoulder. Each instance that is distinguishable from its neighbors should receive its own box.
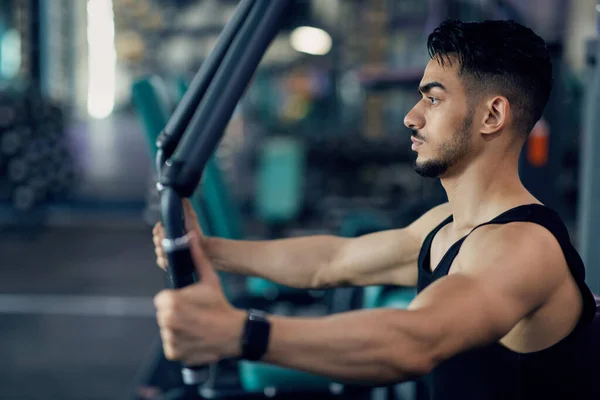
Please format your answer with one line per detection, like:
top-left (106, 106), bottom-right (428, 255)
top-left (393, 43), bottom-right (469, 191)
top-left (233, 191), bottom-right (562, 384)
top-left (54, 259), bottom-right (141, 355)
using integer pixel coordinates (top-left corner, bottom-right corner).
top-left (468, 222), bottom-right (561, 259)
top-left (459, 222), bottom-right (567, 289)
top-left (406, 202), bottom-right (452, 243)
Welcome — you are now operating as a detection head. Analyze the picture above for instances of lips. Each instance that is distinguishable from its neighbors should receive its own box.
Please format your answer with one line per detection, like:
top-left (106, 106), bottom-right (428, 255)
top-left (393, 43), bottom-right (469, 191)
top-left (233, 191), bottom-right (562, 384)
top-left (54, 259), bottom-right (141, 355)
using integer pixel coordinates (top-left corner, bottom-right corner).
top-left (411, 136), bottom-right (424, 151)
top-left (411, 136), bottom-right (424, 145)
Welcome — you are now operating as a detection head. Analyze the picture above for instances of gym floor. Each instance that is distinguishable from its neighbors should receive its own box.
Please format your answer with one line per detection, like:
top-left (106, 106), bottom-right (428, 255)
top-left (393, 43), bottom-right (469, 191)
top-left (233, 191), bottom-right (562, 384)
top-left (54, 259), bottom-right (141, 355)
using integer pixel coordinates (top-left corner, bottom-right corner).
top-left (0, 115), bottom-right (164, 400)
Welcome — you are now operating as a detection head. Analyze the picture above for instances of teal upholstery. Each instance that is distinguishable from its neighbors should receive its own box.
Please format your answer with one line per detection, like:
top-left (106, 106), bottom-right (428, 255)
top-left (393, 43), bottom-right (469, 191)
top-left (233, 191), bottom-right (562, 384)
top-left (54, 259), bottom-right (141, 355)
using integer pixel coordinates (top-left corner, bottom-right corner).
top-left (239, 362), bottom-right (331, 392)
top-left (245, 277), bottom-right (303, 300)
top-left (131, 77), bottom-right (172, 160)
top-left (255, 136), bottom-right (305, 223)
top-left (363, 286), bottom-right (417, 310)
top-left (379, 287), bottom-right (417, 309)
top-left (362, 286), bottom-right (386, 310)
top-left (201, 156), bottom-right (244, 240)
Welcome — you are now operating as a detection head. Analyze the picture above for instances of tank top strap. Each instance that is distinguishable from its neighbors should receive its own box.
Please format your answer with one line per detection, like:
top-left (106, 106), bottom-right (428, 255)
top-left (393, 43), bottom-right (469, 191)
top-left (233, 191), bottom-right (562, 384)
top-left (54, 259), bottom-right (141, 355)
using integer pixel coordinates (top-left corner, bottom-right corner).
top-left (418, 214), bottom-right (453, 271)
top-left (419, 207), bottom-right (535, 280)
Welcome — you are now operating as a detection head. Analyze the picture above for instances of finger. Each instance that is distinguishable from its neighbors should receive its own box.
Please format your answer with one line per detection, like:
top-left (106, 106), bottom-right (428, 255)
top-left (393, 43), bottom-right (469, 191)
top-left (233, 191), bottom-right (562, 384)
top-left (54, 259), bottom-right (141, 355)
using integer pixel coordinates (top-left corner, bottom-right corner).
top-left (187, 231), bottom-right (219, 285)
top-left (182, 199), bottom-right (196, 218)
top-left (161, 329), bottom-right (180, 361)
top-left (158, 257), bottom-right (167, 271)
top-left (155, 245), bottom-right (167, 269)
top-left (153, 222), bottom-right (162, 235)
top-left (182, 199), bottom-right (201, 232)
top-left (153, 234), bottom-right (162, 248)
top-left (154, 290), bottom-right (176, 315)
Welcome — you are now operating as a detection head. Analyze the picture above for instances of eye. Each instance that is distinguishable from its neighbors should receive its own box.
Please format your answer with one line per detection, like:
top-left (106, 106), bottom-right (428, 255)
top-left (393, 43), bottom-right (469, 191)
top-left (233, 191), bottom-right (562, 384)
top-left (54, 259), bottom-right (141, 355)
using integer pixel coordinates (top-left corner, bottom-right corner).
top-left (428, 97), bottom-right (439, 105)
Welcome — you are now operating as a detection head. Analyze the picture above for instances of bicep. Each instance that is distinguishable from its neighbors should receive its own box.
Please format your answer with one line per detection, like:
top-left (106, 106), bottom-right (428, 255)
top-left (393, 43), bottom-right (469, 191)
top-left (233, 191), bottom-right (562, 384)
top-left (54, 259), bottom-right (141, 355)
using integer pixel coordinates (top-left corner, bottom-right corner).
top-left (407, 225), bottom-right (565, 363)
top-left (408, 273), bottom-right (527, 362)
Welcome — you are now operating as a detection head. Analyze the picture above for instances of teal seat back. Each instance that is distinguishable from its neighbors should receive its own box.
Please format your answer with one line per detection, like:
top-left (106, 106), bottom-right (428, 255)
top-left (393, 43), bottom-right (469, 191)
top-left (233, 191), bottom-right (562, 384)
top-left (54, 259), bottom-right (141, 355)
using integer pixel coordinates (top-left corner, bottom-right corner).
top-left (200, 157), bottom-right (243, 240)
top-left (238, 362), bottom-right (331, 393)
top-left (362, 286), bottom-right (385, 309)
top-left (131, 76), bottom-right (173, 160)
top-left (362, 286), bottom-right (417, 309)
top-left (255, 137), bottom-right (305, 224)
top-left (245, 276), bottom-right (302, 299)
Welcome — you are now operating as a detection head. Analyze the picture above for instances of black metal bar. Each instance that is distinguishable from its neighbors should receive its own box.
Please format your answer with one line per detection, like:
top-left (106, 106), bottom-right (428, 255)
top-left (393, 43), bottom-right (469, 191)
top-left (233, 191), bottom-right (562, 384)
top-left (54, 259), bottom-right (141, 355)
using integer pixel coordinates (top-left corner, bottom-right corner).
top-left (157, 0), bottom-right (292, 386)
top-left (160, 188), bottom-right (197, 289)
top-left (161, 0), bottom-right (292, 198)
top-left (156, 0), bottom-right (256, 159)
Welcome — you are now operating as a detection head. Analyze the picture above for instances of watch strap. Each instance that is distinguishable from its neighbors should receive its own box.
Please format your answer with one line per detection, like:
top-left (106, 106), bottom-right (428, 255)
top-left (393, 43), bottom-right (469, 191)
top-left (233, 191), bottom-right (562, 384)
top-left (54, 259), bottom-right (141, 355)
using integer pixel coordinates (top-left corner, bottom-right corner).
top-left (241, 309), bottom-right (271, 361)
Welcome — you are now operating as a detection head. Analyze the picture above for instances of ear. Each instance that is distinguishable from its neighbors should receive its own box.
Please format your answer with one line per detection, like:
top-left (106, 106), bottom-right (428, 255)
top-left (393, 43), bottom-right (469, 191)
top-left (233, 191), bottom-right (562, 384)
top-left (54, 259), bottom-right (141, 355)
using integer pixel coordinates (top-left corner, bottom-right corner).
top-left (480, 96), bottom-right (509, 136)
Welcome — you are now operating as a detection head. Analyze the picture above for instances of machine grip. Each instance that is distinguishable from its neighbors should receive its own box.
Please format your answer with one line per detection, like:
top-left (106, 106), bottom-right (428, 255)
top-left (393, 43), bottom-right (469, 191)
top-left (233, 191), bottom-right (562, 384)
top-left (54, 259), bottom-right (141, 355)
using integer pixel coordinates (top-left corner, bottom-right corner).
top-left (162, 234), bottom-right (208, 385)
top-left (162, 235), bottom-right (198, 289)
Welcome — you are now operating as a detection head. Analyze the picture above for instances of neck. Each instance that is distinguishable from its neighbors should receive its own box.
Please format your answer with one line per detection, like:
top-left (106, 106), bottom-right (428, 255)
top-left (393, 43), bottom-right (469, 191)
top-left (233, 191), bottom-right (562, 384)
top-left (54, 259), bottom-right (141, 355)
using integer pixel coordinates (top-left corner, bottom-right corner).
top-left (440, 150), bottom-right (538, 232)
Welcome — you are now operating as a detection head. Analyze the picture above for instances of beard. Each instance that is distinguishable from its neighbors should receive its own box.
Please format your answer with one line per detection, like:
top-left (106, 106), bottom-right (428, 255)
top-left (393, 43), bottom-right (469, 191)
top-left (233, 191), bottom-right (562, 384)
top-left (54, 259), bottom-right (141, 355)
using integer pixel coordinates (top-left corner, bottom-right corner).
top-left (413, 111), bottom-right (474, 178)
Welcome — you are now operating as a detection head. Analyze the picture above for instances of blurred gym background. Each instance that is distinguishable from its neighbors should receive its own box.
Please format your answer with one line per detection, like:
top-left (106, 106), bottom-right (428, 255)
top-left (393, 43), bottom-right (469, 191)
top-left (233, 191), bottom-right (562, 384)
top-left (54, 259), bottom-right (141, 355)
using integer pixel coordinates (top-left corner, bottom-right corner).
top-left (1, 0), bottom-right (599, 399)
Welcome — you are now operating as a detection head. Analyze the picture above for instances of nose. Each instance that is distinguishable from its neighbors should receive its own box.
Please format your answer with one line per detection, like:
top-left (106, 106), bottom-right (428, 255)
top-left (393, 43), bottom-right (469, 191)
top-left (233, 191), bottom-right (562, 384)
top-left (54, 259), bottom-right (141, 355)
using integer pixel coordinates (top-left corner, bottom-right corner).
top-left (404, 104), bottom-right (424, 131)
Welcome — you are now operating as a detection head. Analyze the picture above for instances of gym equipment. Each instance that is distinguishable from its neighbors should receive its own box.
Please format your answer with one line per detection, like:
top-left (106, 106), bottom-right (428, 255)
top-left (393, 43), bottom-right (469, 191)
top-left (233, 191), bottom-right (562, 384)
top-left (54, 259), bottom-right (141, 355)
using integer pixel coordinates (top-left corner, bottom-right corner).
top-left (134, 73), bottom-right (342, 393)
top-left (151, 0), bottom-right (346, 392)
top-left (133, 76), bottom-right (307, 304)
top-left (255, 136), bottom-right (305, 227)
top-left (134, 1), bottom-right (421, 398)
top-left (0, 87), bottom-right (75, 219)
top-left (134, 72), bottom-right (333, 393)
top-left (578, 37), bottom-right (600, 295)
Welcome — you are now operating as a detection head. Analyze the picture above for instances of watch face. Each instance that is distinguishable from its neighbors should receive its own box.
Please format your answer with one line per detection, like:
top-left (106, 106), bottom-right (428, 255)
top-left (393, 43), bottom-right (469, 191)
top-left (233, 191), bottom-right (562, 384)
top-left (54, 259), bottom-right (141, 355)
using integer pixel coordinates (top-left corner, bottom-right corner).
top-left (248, 309), bottom-right (268, 320)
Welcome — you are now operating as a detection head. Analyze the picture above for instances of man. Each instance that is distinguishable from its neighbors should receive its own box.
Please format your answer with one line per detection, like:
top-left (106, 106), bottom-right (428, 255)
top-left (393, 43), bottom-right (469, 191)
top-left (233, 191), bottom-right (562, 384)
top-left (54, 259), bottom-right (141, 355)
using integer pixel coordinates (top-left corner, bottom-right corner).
top-left (152, 20), bottom-right (597, 399)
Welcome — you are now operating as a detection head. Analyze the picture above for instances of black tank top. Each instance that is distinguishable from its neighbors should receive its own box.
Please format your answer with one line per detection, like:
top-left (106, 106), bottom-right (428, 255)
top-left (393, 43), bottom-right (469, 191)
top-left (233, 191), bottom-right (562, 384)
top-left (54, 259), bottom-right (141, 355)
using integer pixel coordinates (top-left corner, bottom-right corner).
top-left (417, 204), bottom-right (597, 400)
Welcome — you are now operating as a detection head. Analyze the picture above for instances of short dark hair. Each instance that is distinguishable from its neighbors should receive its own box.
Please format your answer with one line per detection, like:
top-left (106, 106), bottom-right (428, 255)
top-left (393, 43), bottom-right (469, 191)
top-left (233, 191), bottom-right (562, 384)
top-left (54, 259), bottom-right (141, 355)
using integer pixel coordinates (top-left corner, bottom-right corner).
top-left (427, 19), bottom-right (553, 135)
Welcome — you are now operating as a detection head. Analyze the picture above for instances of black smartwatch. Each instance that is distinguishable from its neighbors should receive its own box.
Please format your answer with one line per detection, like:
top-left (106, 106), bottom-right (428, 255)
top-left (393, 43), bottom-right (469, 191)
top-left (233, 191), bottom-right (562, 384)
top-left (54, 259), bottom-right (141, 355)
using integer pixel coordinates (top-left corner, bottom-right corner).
top-left (241, 309), bottom-right (271, 361)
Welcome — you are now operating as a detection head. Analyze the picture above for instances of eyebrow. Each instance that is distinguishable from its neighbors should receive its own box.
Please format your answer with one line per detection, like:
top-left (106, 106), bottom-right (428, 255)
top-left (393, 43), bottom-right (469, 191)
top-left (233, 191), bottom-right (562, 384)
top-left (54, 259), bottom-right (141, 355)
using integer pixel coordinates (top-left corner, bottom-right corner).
top-left (418, 81), bottom-right (447, 94)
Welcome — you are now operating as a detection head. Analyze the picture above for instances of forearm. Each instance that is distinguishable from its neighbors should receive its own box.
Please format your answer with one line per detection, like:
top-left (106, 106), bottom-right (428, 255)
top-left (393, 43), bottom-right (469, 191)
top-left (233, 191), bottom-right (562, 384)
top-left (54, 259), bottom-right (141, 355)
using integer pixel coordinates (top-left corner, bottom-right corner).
top-left (203, 235), bottom-right (347, 289)
top-left (263, 308), bottom-right (434, 384)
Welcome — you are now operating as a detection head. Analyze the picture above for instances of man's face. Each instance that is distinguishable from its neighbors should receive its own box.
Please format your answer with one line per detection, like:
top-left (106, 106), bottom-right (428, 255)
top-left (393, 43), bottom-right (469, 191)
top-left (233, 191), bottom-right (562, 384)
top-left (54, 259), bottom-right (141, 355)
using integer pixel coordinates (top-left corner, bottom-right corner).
top-left (404, 57), bottom-right (475, 178)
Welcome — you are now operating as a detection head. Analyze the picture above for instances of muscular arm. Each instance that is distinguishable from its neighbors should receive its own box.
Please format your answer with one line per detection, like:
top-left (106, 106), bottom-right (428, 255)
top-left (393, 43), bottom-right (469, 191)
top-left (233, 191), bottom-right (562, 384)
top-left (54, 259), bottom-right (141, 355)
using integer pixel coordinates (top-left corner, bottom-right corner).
top-left (257, 223), bottom-right (566, 384)
top-left (204, 203), bottom-right (451, 289)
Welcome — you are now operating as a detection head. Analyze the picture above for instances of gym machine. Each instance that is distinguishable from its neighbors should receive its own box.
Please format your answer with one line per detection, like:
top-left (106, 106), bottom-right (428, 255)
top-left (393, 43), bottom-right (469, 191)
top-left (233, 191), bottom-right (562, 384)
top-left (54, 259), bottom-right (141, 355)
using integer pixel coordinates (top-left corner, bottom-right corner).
top-left (153, 1), bottom-right (352, 399)
top-left (578, 37), bottom-right (600, 296)
top-left (147, 1), bottom-right (424, 398)
top-left (156, 0), bottom-right (287, 383)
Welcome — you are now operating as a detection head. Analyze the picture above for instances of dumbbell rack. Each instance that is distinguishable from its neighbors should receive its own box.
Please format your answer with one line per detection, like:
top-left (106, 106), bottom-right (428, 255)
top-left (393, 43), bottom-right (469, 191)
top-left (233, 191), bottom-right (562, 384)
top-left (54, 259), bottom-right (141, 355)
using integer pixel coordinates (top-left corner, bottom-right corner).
top-left (0, 89), bottom-right (76, 230)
